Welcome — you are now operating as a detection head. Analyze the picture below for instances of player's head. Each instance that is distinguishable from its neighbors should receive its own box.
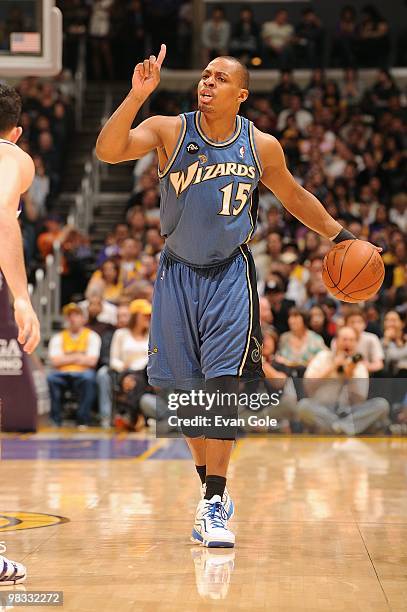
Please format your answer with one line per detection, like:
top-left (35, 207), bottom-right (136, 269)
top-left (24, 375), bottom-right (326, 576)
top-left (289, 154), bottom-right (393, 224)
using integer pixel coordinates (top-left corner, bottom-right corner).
top-left (0, 83), bottom-right (23, 142)
top-left (198, 56), bottom-right (249, 115)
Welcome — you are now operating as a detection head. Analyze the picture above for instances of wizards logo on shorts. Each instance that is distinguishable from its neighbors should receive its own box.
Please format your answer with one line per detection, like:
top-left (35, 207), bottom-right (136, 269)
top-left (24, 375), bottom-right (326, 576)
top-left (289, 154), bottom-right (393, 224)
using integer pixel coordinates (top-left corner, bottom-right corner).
top-left (186, 142), bottom-right (199, 154)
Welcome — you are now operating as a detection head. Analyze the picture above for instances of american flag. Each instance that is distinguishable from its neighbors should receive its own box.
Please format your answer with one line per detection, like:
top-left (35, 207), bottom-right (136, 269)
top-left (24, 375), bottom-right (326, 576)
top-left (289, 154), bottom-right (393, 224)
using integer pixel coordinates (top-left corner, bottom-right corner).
top-left (10, 32), bottom-right (41, 54)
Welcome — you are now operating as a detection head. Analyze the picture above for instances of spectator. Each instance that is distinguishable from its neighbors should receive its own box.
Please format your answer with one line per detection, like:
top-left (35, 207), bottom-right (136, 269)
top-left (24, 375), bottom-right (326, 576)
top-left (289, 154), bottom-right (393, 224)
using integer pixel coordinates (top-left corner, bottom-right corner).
top-left (365, 303), bottom-right (382, 337)
top-left (332, 307), bottom-right (384, 374)
top-left (294, 8), bottom-right (324, 68)
top-left (254, 231), bottom-right (284, 281)
top-left (79, 289), bottom-right (118, 327)
top-left (390, 193), bottom-right (407, 234)
top-left (96, 302), bottom-right (131, 428)
top-left (229, 6), bottom-right (260, 65)
top-left (47, 303), bottom-right (101, 427)
top-left (382, 311), bottom-right (407, 377)
top-left (96, 222), bottom-right (129, 266)
top-left (357, 4), bottom-right (390, 68)
top-left (309, 305), bottom-right (334, 346)
top-left (261, 9), bottom-right (294, 69)
top-left (332, 5), bottom-right (357, 67)
top-left (61, 227), bottom-right (93, 304)
top-left (271, 70), bottom-right (302, 112)
top-left (276, 94), bottom-right (313, 134)
top-left (275, 307), bottom-right (326, 375)
top-left (37, 215), bottom-right (66, 261)
top-left (119, 237), bottom-right (143, 297)
top-left (110, 299), bottom-right (151, 431)
top-left (86, 294), bottom-right (115, 338)
top-left (177, 0), bottom-right (193, 67)
top-left (264, 273), bottom-right (295, 334)
top-left (89, 0), bottom-right (114, 80)
top-left (297, 326), bottom-right (389, 434)
top-left (28, 155), bottom-right (50, 218)
top-left (119, 0), bottom-right (145, 76)
top-left (201, 6), bottom-right (231, 65)
top-left (86, 258), bottom-right (123, 305)
top-left (259, 296), bottom-right (273, 328)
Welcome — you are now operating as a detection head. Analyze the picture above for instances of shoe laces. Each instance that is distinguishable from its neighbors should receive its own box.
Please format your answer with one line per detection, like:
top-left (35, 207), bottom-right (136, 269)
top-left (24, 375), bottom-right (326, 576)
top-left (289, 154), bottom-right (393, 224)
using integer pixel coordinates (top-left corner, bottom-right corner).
top-left (204, 501), bottom-right (228, 529)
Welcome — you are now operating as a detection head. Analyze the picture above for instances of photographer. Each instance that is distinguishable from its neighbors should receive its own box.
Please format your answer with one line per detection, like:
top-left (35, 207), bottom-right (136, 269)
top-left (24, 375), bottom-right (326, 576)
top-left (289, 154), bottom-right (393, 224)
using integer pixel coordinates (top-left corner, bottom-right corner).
top-left (297, 327), bottom-right (389, 435)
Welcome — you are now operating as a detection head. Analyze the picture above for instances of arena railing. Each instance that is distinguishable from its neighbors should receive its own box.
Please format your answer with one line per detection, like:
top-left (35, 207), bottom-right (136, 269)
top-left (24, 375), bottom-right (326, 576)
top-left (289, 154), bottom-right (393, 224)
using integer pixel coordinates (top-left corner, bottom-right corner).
top-left (74, 36), bottom-right (87, 132)
top-left (29, 241), bottom-right (62, 359)
top-left (69, 89), bottom-right (112, 231)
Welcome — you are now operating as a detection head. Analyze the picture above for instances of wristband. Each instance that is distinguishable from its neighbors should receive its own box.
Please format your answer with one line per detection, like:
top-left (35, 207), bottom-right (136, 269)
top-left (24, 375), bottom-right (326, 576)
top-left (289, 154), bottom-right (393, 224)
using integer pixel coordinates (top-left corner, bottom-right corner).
top-left (332, 228), bottom-right (356, 244)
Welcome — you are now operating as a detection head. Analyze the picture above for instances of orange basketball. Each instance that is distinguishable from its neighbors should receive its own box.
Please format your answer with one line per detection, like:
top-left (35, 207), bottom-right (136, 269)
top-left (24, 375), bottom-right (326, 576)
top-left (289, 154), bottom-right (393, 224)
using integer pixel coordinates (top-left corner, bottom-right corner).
top-left (322, 239), bottom-right (385, 303)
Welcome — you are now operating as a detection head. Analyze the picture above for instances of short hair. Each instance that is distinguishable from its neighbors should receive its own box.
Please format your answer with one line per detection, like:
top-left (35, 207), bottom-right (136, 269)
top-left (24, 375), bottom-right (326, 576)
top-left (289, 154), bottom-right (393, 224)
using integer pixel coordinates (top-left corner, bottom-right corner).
top-left (344, 306), bottom-right (366, 323)
top-left (213, 56), bottom-right (250, 89)
top-left (288, 307), bottom-right (310, 327)
top-left (0, 84), bottom-right (22, 134)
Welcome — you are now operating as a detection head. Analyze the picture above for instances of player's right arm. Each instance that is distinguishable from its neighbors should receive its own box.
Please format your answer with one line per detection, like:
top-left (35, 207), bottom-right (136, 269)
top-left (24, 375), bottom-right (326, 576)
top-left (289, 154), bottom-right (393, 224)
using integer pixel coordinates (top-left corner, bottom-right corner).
top-left (0, 145), bottom-right (40, 353)
top-left (96, 44), bottom-right (171, 163)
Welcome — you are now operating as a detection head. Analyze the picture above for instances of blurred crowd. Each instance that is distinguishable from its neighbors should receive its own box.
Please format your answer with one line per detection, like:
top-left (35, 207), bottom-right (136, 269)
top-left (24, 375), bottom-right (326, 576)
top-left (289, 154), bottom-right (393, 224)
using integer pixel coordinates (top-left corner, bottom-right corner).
top-left (42, 65), bottom-right (406, 434)
top-left (9, 76), bottom-right (75, 280)
top-left (55, 2), bottom-right (405, 75)
top-left (202, 3), bottom-right (396, 69)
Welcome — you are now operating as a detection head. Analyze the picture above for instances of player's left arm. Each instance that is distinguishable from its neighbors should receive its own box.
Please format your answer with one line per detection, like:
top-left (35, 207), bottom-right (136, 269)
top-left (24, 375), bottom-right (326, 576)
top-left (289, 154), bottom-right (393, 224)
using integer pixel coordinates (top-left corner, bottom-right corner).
top-left (0, 147), bottom-right (39, 353)
top-left (255, 130), bottom-right (344, 240)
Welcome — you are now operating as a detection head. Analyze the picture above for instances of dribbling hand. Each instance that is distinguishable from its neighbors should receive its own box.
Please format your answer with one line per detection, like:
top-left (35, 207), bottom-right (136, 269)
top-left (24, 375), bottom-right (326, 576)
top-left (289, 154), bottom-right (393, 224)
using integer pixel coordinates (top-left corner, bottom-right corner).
top-left (14, 297), bottom-right (40, 354)
top-left (132, 44), bottom-right (166, 99)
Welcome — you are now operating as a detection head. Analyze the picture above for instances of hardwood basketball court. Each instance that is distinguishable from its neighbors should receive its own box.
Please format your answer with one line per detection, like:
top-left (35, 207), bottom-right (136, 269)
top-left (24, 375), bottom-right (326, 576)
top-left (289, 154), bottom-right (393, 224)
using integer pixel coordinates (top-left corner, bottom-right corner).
top-left (1, 433), bottom-right (406, 611)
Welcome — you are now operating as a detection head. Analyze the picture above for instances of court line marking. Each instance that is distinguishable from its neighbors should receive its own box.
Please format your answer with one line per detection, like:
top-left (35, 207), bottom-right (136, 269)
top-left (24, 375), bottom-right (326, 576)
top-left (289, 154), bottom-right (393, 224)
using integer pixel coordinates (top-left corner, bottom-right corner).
top-left (133, 439), bottom-right (168, 461)
top-left (356, 521), bottom-right (391, 610)
top-left (231, 439), bottom-right (244, 460)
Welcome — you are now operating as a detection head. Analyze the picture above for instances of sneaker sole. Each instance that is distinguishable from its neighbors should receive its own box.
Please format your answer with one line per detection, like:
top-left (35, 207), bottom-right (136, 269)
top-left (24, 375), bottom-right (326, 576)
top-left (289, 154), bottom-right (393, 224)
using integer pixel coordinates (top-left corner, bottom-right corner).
top-left (191, 528), bottom-right (235, 548)
top-left (0, 575), bottom-right (26, 586)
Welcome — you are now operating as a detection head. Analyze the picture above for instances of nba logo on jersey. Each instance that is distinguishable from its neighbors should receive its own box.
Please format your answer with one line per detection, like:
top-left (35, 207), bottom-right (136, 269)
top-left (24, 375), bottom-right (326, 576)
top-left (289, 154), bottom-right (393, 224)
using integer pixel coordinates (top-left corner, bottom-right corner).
top-left (239, 146), bottom-right (245, 159)
top-left (186, 142), bottom-right (199, 154)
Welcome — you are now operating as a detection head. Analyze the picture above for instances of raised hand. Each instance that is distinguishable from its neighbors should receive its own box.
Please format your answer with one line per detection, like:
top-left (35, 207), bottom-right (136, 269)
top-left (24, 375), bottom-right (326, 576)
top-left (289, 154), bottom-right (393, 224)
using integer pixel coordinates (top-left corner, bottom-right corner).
top-left (132, 44), bottom-right (166, 99)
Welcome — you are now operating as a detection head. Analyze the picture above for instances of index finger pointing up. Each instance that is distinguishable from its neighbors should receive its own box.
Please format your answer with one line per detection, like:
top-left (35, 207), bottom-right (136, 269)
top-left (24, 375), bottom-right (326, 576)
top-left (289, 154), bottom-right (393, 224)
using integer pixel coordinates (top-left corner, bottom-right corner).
top-left (156, 44), bottom-right (167, 68)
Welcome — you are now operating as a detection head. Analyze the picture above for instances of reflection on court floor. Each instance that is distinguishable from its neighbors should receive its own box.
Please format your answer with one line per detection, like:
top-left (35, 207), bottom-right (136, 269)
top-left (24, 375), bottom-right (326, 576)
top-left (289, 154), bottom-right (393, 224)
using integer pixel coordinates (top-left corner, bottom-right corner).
top-left (0, 436), bottom-right (406, 610)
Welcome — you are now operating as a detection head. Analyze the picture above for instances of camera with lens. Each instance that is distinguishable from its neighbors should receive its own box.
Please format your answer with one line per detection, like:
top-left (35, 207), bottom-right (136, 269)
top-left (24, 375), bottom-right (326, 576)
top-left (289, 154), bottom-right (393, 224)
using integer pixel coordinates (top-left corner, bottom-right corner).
top-left (337, 353), bottom-right (363, 373)
top-left (351, 353), bottom-right (363, 364)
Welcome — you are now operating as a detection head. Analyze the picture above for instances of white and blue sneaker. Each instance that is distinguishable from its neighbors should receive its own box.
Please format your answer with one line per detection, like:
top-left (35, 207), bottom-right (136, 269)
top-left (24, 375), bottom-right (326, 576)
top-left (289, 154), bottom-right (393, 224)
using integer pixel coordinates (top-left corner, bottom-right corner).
top-left (0, 556), bottom-right (26, 585)
top-left (201, 484), bottom-right (234, 520)
top-left (192, 495), bottom-right (235, 548)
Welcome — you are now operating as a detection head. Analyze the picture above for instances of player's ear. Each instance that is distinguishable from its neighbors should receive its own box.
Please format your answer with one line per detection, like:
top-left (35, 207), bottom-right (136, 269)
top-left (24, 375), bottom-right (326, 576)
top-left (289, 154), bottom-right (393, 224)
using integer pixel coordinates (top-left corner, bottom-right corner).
top-left (10, 127), bottom-right (23, 143)
top-left (238, 89), bottom-right (249, 104)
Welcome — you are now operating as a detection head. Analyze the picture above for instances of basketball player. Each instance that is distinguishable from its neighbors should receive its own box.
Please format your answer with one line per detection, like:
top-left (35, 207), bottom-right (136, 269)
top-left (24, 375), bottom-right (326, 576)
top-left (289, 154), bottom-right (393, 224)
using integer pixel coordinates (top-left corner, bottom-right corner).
top-left (96, 45), bottom-right (372, 548)
top-left (0, 83), bottom-right (40, 582)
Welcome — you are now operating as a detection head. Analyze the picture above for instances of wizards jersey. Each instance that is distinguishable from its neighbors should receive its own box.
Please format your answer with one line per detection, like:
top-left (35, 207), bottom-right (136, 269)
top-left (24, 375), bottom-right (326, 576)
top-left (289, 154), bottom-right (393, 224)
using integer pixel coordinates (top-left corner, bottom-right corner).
top-left (159, 111), bottom-right (262, 267)
top-left (0, 138), bottom-right (23, 218)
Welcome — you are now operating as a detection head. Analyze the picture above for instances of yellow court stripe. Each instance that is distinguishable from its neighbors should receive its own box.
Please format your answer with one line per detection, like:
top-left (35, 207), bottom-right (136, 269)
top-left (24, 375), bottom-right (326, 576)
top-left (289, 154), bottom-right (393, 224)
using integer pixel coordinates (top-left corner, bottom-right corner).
top-left (133, 439), bottom-right (167, 461)
top-left (231, 439), bottom-right (244, 460)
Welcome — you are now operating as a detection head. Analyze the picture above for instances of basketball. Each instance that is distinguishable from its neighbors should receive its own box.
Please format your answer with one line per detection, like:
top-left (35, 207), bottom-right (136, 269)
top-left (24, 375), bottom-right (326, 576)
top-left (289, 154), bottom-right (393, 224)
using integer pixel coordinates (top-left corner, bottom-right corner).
top-left (322, 239), bottom-right (385, 303)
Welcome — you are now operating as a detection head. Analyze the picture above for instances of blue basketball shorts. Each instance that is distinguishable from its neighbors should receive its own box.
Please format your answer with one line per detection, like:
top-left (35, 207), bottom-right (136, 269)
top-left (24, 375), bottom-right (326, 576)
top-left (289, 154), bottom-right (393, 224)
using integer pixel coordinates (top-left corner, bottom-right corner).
top-left (147, 245), bottom-right (263, 390)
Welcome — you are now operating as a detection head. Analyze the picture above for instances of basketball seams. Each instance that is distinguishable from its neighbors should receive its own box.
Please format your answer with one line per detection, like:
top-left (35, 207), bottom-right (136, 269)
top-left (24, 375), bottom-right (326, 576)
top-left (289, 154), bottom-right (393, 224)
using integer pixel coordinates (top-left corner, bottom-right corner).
top-left (322, 255), bottom-right (337, 288)
top-left (342, 271), bottom-right (385, 297)
top-left (337, 240), bottom-right (354, 287)
top-left (323, 240), bottom-right (384, 302)
top-left (340, 248), bottom-right (375, 293)
top-left (330, 271), bottom-right (384, 301)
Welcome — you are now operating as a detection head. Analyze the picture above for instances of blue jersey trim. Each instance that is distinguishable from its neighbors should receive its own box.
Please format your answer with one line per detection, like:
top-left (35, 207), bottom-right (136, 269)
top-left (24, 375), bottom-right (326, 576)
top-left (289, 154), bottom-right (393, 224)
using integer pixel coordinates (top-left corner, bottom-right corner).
top-left (248, 122), bottom-right (263, 176)
top-left (194, 112), bottom-right (242, 148)
top-left (158, 115), bottom-right (187, 179)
